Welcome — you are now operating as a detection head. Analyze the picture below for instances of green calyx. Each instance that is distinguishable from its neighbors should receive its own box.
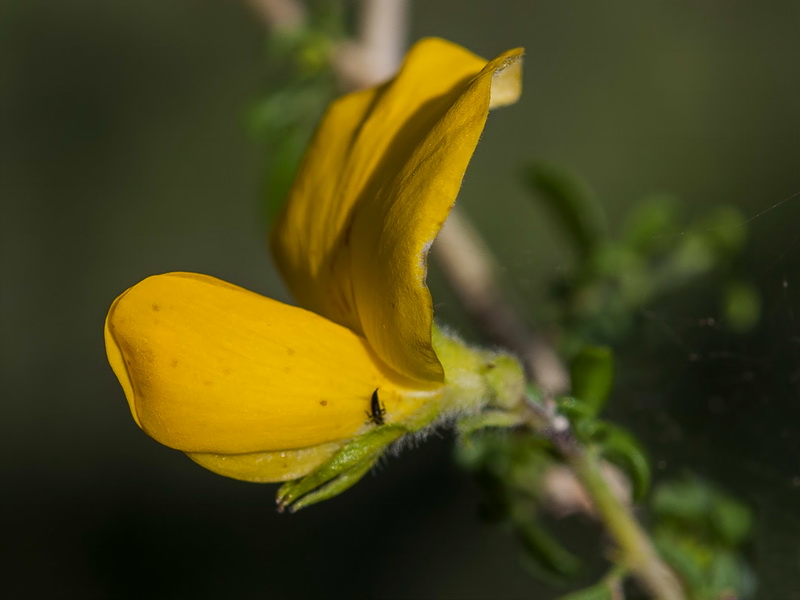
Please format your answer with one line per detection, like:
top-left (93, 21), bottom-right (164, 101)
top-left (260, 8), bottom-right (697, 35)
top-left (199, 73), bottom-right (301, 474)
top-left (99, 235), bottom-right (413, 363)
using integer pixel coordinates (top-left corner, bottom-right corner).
top-left (276, 327), bottom-right (527, 511)
top-left (433, 325), bottom-right (526, 416)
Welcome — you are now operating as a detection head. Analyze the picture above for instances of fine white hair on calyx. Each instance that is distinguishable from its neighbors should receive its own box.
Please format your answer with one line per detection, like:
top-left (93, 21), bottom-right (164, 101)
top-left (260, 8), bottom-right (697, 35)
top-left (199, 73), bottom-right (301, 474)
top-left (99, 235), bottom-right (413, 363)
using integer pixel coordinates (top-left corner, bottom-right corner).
top-left (385, 423), bottom-right (447, 459)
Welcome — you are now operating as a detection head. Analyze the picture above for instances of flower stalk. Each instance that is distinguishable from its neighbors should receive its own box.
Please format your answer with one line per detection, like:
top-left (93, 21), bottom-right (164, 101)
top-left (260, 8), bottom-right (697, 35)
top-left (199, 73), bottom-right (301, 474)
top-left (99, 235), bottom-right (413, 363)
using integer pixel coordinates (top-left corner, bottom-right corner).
top-left (565, 446), bottom-right (685, 600)
top-left (511, 392), bottom-right (685, 599)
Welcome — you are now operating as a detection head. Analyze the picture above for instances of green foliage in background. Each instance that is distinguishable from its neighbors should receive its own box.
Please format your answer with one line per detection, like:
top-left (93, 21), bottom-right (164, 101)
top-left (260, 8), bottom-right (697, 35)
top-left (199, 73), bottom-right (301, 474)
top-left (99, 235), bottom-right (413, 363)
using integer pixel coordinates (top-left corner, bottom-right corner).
top-left (250, 0), bottom-right (344, 223)
top-left (524, 162), bottom-right (760, 357)
top-left (652, 477), bottom-right (755, 600)
top-left (455, 163), bottom-right (757, 597)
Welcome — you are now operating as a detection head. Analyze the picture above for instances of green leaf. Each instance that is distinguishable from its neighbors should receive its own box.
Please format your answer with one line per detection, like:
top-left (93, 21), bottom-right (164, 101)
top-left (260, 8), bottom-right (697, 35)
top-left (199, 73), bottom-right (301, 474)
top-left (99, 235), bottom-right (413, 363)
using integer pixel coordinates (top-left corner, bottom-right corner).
top-left (515, 516), bottom-right (583, 581)
top-left (556, 396), bottom-right (597, 423)
top-left (569, 346), bottom-right (614, 416)
top-left (657, 232), bottom-right (716, 286)
top-left (622, 193), bottom-right (680, 254)
top-left (709, 490), bottom-right (752, 547)
top-left (723, 279), bottom-right (761, 334)
top-left (592, 423), bottom-right (651, 500)
top-left (708, 551), bottom-right (748, 595)
top-left (250, 77), bottom-right (335, 224)
top-left (651, 476), bottom-right (752, 547)
top-left (261, 126), bottom-right (312, 223)
top-left (651, 477), bottom-right (711, 525)
top-left (696, 205), bottom-right (747, 257)
top-left (654, 531), bottom-right (709, 595)
top-left (523, 161), bottom-right (608, 259)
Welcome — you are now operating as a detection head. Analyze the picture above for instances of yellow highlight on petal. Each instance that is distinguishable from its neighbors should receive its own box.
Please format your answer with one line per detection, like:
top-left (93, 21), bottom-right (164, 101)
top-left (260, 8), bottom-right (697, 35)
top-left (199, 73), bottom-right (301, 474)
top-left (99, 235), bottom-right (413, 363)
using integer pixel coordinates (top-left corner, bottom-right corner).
top-left (188, 442), bottom-right (342, 483)
top-left (105, 273), bottom-right (434, 455)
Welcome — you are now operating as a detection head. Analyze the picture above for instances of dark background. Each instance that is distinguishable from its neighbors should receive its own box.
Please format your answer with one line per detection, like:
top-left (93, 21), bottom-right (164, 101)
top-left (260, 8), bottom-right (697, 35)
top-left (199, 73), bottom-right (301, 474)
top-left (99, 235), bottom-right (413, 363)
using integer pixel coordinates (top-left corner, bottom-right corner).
top-left (2, 1), bottom-right (798, 598)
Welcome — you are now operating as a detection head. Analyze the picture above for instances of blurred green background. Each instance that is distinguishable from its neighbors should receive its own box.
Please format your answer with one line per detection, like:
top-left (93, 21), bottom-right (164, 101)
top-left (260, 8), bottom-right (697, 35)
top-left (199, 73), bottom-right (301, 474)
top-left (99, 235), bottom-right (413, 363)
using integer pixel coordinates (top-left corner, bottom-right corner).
top-left (2, 1), bottom-right (798, 598)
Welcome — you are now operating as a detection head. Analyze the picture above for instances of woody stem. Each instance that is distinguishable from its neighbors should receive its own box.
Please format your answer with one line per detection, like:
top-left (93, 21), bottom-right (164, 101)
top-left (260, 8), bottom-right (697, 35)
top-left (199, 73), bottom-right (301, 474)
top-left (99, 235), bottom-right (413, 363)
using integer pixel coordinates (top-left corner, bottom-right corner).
top-left (519, 398), bottom-right (685, 600)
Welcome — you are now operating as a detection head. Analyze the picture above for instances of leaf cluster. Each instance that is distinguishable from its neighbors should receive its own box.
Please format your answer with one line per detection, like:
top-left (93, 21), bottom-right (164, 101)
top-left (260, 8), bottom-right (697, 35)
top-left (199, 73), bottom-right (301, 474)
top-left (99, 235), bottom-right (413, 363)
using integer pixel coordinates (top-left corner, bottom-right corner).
top-left (524, 162), bottom-right (760, 352)
top-left (650, 477), bottom-right (755, 600)
top-left (455, 346), bottom-right (650, 587)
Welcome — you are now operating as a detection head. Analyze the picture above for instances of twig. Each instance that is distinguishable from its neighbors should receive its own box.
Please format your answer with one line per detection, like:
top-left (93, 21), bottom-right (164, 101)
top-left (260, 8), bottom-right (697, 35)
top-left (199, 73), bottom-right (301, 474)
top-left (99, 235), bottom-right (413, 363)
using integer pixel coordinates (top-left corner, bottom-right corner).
top-left (246, 0), bottom-right (406, 91)
top-left (567, 446), bottom-right (685, 600)
top-left (520, 399), bottom-right (685, 600)
top-left (435, 210), bottom-right (570, 394)
top-left (244, 0), bottom-right (307, 32)
top-left (333, 0), bottom-right (408, 90)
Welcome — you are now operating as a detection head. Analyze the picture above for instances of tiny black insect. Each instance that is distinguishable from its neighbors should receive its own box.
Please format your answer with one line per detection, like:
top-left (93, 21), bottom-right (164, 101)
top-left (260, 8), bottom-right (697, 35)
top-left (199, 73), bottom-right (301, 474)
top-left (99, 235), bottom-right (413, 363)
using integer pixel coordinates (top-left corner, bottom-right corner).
top-left (365, 388), bottom-right (386, 426)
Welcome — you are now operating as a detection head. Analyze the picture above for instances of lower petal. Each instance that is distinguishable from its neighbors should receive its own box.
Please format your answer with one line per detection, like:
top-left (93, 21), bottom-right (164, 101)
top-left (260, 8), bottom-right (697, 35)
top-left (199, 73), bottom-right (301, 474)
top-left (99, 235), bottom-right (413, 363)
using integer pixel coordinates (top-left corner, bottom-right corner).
top-left (187, 441), bottom-right (342, 483)
top-left (104, 272), bottom-right (435, 454)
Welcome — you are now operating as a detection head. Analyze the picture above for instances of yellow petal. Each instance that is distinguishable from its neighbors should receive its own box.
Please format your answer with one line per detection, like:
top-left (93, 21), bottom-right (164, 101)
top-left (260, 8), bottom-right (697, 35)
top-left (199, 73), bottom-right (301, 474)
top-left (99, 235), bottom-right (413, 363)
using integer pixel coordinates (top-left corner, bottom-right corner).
top-left (104, 272), bottom-right (434, 454)
top-left (271, 38), bottom-right (523, 386)
top-left (270, 84), bottom-right (382, 334)
top-left (187, 442), bottom-right (341, 483)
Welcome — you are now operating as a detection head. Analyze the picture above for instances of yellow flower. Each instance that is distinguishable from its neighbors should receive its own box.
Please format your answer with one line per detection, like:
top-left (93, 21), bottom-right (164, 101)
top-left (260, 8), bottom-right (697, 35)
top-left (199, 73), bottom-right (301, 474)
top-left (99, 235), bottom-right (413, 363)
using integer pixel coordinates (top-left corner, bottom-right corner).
top-left (105, 38), bottom-right (524, 498)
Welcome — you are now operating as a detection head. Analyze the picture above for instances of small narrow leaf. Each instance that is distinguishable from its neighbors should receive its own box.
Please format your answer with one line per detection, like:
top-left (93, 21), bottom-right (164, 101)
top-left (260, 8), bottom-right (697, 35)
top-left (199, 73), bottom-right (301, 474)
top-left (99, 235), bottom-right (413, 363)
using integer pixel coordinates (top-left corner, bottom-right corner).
top-left (709, 488), bottom-right (752, 547)
top-left (622, 193), bottom-right (680, 253)
top-left (516, 517), bottom-right (582, 580)
top-left (697, 205), bottom-right (747, 257)
top-left (723, 279), bottom-right (761, 334)
top-left (593, 423), bottom-right (651, 500)
top-left (569, 346), bottom-right (614, 416)
top-left (523, 161), bottom-right (608, 258)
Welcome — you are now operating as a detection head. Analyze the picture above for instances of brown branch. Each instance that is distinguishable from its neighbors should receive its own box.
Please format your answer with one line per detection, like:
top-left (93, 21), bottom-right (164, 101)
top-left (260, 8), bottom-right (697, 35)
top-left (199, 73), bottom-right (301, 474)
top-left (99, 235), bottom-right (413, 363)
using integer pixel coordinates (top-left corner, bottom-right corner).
top-left (244, 0), bottom-right (307, 32)
top-left (434, 209), bottom-right (570, 395)
top-left (333, 0), bottom-right (408, 90)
